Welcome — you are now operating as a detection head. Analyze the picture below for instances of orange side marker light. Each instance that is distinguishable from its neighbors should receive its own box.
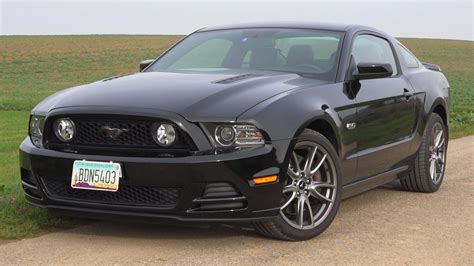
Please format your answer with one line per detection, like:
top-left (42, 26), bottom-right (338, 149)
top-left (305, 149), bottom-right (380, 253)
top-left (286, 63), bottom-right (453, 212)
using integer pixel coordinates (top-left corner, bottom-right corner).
top-left (253, 175), bottom-right (278, 185)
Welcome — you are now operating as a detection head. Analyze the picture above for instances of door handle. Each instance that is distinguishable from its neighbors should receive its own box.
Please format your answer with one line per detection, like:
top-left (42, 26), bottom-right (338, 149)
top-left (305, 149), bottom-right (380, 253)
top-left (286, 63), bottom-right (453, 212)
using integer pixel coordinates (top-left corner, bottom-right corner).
top-left (403, 88), bottom-right (414, 100)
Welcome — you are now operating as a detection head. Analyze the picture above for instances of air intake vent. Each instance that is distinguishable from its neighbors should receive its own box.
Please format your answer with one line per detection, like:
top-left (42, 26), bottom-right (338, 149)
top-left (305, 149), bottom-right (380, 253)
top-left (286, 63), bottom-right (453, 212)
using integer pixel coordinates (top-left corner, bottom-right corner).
top-left (203, 182), bottom-right (240, 198)
top-left (41, 178), bottom-right (179, 208)
top-left (20, 168), bottom-right (42, 199)
top-left (189, 182), bottom-right (247, 212)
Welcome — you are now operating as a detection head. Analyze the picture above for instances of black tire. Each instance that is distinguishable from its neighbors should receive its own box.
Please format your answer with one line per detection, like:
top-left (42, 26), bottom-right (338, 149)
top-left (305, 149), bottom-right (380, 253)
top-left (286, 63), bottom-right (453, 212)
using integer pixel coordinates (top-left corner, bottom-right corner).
top-left (253, 129), bottom-right (342, 241)
top-left (400, 113), bottom-right (448, 193)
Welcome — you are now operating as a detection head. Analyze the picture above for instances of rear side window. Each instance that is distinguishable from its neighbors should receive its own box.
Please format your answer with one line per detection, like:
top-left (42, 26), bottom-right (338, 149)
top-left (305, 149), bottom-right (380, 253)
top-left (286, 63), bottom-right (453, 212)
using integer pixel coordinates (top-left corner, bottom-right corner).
top-left (351, 34), bottom-right (398, 76)
top-left (398, 44), bottom-right (419, 68)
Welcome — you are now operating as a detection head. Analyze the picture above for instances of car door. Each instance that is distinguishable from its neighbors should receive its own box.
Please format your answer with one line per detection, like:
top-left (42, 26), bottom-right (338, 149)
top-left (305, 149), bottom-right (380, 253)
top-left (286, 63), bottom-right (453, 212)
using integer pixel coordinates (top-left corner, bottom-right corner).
top-left (350, 34), bottom-right (417, 179)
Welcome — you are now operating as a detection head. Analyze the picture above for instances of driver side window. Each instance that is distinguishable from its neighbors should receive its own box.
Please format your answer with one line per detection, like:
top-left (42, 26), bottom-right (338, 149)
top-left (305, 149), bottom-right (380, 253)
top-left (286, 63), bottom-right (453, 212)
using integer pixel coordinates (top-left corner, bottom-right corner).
top-left (351, 35), bottom-right (398, 76)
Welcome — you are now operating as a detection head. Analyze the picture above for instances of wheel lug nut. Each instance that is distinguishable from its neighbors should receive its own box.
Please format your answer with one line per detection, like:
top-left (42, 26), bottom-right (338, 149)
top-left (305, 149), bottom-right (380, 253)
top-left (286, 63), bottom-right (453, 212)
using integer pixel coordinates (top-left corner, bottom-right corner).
top-left (304, 190), bottom-right (308, 194)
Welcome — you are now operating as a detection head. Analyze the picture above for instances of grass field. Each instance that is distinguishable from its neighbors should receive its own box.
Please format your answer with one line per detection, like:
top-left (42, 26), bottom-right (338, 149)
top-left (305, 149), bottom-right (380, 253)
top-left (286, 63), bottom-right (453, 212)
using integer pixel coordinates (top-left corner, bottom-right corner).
top-left (0, 35), bottom-right (472, 239)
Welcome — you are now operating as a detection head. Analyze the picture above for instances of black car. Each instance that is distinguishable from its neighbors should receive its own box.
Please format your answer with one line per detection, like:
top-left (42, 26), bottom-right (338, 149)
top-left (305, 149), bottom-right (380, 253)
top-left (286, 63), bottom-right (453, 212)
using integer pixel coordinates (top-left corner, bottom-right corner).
top-left (19, 22), bottom-right (449, 240)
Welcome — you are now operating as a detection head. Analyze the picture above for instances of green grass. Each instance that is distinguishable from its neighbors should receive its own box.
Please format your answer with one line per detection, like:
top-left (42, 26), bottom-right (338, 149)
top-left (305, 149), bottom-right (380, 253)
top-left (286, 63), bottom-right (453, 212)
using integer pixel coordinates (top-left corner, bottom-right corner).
top-left (399, 38), bottom-right (474, 138)
top-left (0, 35), bottom-right (183, 239)
top-left (0, 35), bottom-right (472, 239)
top-left (0, 111), bottom-right (82, 238)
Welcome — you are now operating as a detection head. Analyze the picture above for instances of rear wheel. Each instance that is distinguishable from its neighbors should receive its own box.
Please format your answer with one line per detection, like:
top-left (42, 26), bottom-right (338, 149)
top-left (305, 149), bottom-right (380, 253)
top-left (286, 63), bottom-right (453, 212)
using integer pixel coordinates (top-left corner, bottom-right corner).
top-left (253, 129), bottom-right (342, 240)
top-left (400, 113), bottom-right (448, 192)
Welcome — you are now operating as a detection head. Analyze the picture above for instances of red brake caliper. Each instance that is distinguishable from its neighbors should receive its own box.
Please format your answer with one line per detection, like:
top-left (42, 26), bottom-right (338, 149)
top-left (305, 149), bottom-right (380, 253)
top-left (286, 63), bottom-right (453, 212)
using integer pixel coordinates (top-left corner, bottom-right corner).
top-left (313, 170), bottom-right (322, 182)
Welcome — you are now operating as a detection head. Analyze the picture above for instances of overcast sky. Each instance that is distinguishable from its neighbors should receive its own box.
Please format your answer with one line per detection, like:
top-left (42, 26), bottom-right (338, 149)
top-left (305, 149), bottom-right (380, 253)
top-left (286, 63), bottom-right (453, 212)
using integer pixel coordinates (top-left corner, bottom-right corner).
top-left (1, 0), bottom-right (472, 40)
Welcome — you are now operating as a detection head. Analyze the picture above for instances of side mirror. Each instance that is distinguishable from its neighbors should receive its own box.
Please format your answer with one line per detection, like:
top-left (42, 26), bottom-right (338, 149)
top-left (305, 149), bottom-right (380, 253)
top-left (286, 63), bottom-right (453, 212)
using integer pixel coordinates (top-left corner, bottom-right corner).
top-left (353, 62), bottom-right (393, 80)
top-left (139, 59), bottom-right (154, 72)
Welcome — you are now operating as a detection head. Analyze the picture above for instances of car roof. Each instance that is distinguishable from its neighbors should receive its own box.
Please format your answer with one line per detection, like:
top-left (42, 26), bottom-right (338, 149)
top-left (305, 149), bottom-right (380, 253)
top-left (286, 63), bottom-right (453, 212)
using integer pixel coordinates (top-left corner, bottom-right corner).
top-left (197, 21), bottom-right (365, 33)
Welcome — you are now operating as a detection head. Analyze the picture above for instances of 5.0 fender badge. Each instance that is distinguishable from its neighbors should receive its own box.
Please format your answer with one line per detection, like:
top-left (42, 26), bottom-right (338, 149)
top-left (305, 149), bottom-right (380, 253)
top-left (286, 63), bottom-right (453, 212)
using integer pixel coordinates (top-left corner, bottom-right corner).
top-left (346, 122), bottom-right (357, 130)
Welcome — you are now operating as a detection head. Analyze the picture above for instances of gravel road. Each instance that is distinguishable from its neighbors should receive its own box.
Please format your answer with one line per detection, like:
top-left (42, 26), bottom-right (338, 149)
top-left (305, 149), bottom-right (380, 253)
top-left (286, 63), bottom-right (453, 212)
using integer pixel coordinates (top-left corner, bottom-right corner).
top-left (1, 136), bottom-right (472, 265)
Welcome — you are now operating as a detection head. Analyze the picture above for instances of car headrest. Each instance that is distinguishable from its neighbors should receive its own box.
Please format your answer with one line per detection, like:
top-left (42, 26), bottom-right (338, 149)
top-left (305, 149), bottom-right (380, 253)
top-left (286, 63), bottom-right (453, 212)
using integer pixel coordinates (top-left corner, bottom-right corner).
top-left (329, 52), bottom-right (337, 63)
top-left (286, 45), bottom-right (314, 66)
top-left (250, 47), bottom-right (279, 69)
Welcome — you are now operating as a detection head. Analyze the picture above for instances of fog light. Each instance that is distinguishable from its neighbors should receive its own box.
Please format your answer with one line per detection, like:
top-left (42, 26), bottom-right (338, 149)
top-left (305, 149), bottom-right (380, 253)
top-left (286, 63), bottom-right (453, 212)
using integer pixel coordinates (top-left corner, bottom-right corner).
top-left (155, 123), bottom-right (176, 147)
top-left (54, 118), bottom-right (75, 142)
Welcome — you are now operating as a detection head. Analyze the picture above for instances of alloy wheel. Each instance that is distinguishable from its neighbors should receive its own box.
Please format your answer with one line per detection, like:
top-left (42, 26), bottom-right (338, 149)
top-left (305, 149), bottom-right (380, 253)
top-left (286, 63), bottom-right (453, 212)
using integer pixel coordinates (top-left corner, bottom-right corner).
top-left (429, 122), bottom-right (446, 184)
top-left (280, 141), bottom-right (337, 230)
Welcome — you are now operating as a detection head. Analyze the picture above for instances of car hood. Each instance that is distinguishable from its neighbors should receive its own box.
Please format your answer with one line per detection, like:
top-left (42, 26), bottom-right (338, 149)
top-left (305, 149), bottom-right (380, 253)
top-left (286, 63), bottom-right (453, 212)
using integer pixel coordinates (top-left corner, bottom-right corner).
top-left (35, 71), bottom-right (327, 121)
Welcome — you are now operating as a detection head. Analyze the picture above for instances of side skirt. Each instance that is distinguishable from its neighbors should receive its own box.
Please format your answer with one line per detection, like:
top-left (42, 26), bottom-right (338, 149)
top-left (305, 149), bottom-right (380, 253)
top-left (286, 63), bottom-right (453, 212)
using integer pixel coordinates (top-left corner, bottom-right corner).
top-left (342, 166), bottom-right (409, 199)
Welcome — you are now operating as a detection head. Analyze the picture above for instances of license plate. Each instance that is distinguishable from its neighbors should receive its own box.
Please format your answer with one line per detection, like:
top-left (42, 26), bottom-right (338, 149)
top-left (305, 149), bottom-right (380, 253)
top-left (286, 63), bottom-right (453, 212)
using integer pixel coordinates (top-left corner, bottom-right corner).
top-left (71, 160), bottom-right (122, 192)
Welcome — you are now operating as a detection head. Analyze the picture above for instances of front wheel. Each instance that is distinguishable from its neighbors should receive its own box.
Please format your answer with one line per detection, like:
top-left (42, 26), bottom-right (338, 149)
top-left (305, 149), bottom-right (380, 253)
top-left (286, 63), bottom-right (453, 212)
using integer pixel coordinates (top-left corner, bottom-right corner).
top-left (253, 129), bottom-right (342, 241)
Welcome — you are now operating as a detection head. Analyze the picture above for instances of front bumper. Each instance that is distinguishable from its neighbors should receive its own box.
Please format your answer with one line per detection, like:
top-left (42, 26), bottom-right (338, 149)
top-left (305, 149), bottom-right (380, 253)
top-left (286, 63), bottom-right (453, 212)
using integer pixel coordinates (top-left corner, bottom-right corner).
top-left (19, 137), bottom-right (292, 222)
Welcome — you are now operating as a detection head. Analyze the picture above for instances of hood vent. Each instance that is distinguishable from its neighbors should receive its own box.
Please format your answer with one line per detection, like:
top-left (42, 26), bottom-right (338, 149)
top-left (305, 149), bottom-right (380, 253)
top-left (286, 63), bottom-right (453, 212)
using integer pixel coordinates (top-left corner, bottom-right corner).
top-left (213, 74), bottom-right (261, 84)
top-left (102, 73), bottom-right (133, 82)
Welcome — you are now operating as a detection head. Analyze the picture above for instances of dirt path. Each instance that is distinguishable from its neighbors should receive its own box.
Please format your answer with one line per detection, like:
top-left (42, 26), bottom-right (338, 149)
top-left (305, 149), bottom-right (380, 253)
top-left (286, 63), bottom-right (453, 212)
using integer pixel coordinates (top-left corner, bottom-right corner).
top-left (1, 136), bottom-right (472, 264)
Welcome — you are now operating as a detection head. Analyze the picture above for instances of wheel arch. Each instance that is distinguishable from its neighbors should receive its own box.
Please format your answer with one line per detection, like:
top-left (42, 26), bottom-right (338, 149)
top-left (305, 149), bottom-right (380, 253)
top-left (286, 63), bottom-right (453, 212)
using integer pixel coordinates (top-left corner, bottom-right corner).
top-left (432, 104), bottom-right (448, 127)
top-left (295, 115), bottom-right (341, 156)
top-left (426, 98), bottom-right (449, 138)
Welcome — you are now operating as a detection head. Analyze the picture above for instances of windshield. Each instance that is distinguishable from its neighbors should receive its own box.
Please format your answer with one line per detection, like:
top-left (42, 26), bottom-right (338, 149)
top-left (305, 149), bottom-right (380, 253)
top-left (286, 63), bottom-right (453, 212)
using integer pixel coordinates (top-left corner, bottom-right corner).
top-left (147, 28), bottom-right (343, 81)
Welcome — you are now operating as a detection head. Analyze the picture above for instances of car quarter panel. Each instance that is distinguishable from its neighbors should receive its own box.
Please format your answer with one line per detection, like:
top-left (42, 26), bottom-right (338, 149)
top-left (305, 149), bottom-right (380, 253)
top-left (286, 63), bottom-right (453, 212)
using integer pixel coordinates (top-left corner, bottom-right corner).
top-left (402, 66), bottom-right (450, 153)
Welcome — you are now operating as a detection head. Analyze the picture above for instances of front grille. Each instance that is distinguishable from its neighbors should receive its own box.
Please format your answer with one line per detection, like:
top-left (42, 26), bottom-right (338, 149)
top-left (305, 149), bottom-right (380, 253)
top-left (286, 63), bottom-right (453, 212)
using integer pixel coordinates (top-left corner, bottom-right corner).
top-left (74, 119), bottom-right (156, 147)
top-left (42, 178), bottom-right (180, 208)
top-left (45, 116), bottom-right (195, 156)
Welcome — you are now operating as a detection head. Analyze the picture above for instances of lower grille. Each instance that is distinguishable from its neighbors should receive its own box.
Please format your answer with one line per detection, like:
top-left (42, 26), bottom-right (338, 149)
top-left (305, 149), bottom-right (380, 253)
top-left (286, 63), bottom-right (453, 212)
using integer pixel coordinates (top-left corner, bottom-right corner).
top-left (190, 182), bottom-right (247, 212)
top-left (42, 178), bottom-right (179, 208)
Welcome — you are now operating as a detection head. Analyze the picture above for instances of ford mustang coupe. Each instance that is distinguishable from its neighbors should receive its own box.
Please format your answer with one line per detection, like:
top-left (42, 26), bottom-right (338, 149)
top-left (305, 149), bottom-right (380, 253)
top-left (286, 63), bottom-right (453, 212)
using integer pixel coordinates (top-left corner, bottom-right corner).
top-left (19, 22), bottom-right (449, 240)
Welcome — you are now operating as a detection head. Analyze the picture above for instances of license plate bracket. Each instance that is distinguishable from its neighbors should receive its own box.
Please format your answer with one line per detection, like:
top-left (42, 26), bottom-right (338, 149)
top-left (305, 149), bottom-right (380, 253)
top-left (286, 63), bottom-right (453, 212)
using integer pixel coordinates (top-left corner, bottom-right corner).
top-left (71, 160), bottom-right (122, 192)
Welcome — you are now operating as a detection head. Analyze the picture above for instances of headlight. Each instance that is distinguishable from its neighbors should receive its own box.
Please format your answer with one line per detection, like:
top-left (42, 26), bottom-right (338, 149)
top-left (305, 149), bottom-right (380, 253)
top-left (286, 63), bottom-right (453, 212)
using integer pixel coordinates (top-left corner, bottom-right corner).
top-left (215, 125), bottom-right (236, 146)
top-left (206, 123), bottom-right (265, 147)
top-left (233, 124), bottom-right (265, 146)
top-left (53, 118), bottom-right (76, 142)
top-left (29, 115), bottom-right (45, 147)
top-left (153, 123), bottom-right (176, 147)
